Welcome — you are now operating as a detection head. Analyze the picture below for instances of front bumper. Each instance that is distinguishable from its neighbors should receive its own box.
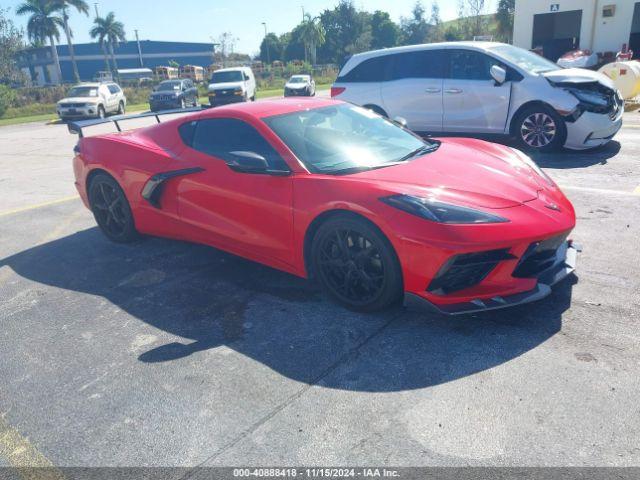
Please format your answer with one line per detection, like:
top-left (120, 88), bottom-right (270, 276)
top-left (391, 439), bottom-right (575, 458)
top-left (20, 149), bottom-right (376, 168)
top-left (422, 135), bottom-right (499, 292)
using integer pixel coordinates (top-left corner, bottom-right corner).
top-left (58, 105), bottom-right (99, 119)
top-left (149, 99), bottom-right (182, 111)
top-left (405, 241), bottom-right (580, 315)
top-left (564, 109), bottom-right (623, 150)
top-left (209, 94), bottom-right (245, 106)
top-left (284, 88), bottom-right (310, 96)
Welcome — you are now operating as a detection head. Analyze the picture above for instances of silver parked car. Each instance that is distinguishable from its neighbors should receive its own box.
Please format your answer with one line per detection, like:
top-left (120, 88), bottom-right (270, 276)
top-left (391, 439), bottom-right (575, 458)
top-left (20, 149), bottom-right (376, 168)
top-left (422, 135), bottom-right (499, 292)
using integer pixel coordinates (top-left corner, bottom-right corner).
top-left (331, 42), bottom-right (623, 152)
top-left (57, 82), bottom-right (127, 120)
top-left (284, 74), bottom-right (316, 97)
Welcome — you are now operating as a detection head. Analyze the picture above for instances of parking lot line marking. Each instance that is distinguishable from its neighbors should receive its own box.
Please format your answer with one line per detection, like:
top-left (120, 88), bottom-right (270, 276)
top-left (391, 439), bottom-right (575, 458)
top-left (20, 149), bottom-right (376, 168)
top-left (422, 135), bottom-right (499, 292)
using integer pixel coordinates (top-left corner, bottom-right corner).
top-left (0, 417), bottom-right (65, 480)
top-left (560, 185), bottom-right (639, 197)
top-left (0, 196), bottom-right (79, 218)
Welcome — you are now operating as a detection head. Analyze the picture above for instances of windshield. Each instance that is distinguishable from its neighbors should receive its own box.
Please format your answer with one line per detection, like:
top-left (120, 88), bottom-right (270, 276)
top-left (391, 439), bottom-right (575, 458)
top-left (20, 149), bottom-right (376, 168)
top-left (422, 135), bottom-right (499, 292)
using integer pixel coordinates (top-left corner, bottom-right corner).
top-left (158, 81), bottom-right (182, 91)
top-left (490, 44), bottom-right (559, 74)
top-left (263, 104), bottom-right (438, 175)
top-left (289, 76), bottom-right (307, 83)
top-left (211, 71), bottom-right (243, 83)
top-left (67, 86), bottom-right (98, 98)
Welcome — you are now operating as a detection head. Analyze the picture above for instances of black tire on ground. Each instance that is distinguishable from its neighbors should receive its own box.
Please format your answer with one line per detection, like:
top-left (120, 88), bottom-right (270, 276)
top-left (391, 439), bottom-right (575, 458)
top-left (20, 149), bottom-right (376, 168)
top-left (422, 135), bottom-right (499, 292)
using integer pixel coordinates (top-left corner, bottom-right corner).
top-left (117, 101), bottom-right (125, 115)
top-left (251, 94), bottom-right (256, 101)
top-left (513, 104), bottom-right (566, 152)
top-left (363, 104), bottom-right (388, 118)
top-left (97, 105), bottom-right (106, 119)
top-left (88, 173), bottom-right (139, 243)
top-left (310, 215), bottom-right (403, 312)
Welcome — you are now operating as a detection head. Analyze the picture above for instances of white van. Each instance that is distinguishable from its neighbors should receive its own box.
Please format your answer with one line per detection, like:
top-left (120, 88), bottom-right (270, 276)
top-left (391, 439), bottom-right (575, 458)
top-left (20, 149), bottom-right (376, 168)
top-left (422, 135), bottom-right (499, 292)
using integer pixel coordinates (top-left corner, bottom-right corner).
top-left (208, 66), bottom-right (257, 106)
top-left (331, 42), bottom-right (623, 152)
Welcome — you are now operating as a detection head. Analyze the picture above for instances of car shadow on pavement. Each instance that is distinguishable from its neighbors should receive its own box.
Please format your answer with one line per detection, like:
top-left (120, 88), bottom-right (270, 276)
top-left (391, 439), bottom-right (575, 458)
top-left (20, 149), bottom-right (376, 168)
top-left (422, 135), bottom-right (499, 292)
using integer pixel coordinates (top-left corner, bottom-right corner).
top-left (0, 228), bottom-right (575, 392)
top-left (529, 141), bottom-right (621, 169)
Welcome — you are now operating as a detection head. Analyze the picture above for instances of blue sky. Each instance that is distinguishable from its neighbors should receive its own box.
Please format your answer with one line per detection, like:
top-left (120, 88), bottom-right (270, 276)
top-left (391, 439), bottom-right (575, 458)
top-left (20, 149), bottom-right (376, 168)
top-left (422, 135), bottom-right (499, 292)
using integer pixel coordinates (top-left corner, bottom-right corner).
top-left (3, 0), bottom-right (498, 55)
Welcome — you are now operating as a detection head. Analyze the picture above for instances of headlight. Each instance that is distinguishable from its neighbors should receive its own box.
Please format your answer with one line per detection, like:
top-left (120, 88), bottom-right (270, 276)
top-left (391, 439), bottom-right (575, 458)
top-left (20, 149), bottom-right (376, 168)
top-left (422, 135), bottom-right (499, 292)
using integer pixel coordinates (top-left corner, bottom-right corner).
top-left (510, 148), bottom-right (555, 187)
top-left (380, 194), bottom-right (509, 224)
top-left (565, 87), bottom-right (609, 108)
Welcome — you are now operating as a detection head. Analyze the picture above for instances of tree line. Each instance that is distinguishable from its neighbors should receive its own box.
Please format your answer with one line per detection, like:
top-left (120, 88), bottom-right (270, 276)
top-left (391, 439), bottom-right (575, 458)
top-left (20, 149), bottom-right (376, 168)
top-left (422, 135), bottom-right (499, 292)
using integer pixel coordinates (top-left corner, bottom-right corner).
top-left (259, 0), bottom-right (515, 65)
top-left (12, 0), bottom-right (125, 83)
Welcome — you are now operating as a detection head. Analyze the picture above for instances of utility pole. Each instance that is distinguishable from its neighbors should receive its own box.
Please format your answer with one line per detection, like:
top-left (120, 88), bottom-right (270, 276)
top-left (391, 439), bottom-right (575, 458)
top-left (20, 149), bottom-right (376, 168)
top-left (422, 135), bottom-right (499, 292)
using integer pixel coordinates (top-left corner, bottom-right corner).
top-left (301, 6), bottom-right (305, 21)
top-left (261, 22), bottom-right (270, 67)
top-left (134, 29), bottom-right (143, 67)
top-left (93, 2), bottom-right (99, 18)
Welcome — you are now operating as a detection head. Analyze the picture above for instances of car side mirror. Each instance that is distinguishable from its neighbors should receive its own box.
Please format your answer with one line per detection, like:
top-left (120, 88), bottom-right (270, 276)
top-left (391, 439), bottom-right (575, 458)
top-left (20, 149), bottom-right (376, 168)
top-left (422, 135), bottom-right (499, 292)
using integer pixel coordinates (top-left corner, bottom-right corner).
top-left (490, 65), bottom-right (507, 85)
top-left (392, 116), bottom-right (408, 128)
top-left (226, 151), bottom-right (290, 176)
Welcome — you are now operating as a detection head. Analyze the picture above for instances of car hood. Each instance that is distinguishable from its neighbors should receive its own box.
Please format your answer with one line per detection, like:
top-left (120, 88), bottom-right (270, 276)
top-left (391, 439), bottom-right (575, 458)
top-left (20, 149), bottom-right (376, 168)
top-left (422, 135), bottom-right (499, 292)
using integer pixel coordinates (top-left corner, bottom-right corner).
top-left (58, 96), bottom-right (100, 104)
top-left (348, 138), bottom-right (548, 209)
top-left (208, 81), bottom-right (244, 91)
top-left (542, 68), bottom-right (616, 89)
top-left (285, 82), bottom-right (308, 89)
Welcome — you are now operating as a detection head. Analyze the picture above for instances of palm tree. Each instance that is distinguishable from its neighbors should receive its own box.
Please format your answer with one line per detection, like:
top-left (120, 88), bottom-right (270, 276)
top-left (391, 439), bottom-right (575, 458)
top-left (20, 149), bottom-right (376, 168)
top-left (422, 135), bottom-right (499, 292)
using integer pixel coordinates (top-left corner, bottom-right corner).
top-left (299, 13), bottom-right (325, 65)
top-left (90, 12), bottom-right (125, 82)
top-left (16, 0), bottom-right (64, 84)
top-left (53, 0), bottom-right (89, 83)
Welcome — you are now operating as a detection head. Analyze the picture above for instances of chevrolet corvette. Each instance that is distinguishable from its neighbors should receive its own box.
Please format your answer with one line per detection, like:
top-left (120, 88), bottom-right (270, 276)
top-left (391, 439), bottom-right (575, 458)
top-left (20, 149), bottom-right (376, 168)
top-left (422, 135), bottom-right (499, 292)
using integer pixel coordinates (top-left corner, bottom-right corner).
top-left (69, 98), bottom-right (579, 314)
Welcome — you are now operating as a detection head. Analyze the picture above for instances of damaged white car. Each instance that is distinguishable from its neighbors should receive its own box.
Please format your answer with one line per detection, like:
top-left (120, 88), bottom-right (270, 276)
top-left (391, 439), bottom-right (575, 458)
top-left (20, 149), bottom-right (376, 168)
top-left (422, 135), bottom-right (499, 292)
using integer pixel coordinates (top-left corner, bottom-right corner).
top-left (331, 42), bottom-right (624, 152)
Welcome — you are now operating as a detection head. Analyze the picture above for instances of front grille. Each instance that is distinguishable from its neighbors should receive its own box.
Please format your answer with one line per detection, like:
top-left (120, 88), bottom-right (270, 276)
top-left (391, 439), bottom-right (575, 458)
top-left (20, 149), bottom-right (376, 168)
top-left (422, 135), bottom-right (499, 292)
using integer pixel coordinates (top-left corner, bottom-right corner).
top-left (154, 95), bottom-right (175, 102)
top-left (512, 233), bottom-right (568, 278)
top-left (60, 103), bottom-right (86, 108)
top-left (213, 89), bottom-right (236, 97)
top-left (428, 249), bottom-right (515, 295)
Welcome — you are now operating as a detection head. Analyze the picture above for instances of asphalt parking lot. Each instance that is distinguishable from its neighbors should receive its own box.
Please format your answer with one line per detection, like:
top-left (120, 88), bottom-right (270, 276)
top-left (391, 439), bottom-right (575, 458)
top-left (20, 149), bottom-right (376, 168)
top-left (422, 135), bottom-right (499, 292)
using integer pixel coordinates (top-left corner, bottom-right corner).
top-left (0, 111), bottom-right (639, 471)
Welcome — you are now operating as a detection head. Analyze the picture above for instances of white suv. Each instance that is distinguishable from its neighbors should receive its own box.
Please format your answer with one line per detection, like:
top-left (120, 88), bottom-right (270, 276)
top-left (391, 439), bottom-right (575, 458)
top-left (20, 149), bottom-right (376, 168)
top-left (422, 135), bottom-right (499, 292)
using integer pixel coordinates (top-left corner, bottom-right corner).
top-left (331, 42), bottom-right (623, 151)
top-left (57, 82), bottom-right (127, 120)
top-left (208, 67), bottom-right (257, 106)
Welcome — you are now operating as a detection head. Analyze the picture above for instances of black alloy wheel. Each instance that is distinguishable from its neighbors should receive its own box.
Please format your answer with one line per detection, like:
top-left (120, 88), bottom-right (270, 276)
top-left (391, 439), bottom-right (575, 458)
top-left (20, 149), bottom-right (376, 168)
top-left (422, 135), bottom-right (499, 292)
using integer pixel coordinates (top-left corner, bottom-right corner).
top-left (89, 174), bottom-right (139, 243)
top-left (311, 216), bottom-right (402, 311)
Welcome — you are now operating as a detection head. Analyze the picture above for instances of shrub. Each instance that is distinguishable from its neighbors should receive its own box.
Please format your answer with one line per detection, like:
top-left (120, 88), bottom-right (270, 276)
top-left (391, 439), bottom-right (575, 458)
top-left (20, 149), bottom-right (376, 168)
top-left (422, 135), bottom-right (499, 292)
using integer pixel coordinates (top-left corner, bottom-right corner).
top-left (0, 84), bottom-right (16, 117)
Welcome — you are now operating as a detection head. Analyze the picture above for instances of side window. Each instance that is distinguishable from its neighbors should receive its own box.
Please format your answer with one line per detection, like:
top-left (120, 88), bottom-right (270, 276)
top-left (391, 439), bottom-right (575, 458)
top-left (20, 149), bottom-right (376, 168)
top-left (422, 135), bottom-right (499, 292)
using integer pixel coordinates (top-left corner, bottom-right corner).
top-left (107, 84), bottom-right (120, 94)
top-left (448, 50), bottom-right (498, 81)
top-left (390, 50), bottom-right (444, 80)
top-left (187, 118), bottom-right (288, 170)
top-left (338, 55), bottom-right (392, 83)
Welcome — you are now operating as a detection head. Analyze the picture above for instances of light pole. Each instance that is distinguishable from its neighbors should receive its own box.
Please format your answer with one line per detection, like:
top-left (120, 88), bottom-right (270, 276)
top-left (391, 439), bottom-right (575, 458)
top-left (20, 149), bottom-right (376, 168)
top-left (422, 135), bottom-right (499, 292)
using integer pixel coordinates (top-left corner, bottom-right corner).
top-left (93, 2), bottom-right (99, 17)
top-left (261, 22), bottom-right (270, 68)
top-left (134, 29), bottom-right (143, 67)
top-left (301, 6), bottom-right (305, 21)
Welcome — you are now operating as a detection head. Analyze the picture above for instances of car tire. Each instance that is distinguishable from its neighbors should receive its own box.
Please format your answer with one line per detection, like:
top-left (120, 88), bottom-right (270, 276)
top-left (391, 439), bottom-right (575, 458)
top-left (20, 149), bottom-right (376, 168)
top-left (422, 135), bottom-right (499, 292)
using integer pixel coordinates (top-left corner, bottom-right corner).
top-left (363, 104), bottom-right (388, 118)
top-left (97, 105), bottom-right (106, 119)
top-left (117, 101), bottom-right (125, 115)
top-left (311, 215), bottom-right (403, 312)
top-left (513, 105), bottom-right (566, 152)
top-left (88, 173), bottom-right (139, 244)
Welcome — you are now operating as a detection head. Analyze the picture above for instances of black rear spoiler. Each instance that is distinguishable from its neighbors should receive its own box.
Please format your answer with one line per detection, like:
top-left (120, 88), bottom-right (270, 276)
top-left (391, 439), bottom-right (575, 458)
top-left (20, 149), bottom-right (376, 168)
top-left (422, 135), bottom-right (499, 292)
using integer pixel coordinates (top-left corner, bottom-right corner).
top-left (67, 106), bottom-right (206, 138)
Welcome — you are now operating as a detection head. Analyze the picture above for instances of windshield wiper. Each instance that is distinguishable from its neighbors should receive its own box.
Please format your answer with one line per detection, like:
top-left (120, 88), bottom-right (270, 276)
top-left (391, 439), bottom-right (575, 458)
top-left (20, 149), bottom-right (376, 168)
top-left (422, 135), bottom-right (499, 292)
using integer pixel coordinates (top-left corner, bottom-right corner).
top-left (396, 143), bottom-right (439, 162)
top-left (329, 161), bottom-right (410, 176)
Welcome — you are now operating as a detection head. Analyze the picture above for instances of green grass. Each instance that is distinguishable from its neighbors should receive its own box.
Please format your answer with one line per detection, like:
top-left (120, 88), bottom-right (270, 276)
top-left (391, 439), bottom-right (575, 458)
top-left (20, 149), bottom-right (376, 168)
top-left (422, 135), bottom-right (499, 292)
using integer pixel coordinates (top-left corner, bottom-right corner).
top-left (0, 85), bottom-right (332, 127)
top-left (0, 113), bottom-right (57, 127)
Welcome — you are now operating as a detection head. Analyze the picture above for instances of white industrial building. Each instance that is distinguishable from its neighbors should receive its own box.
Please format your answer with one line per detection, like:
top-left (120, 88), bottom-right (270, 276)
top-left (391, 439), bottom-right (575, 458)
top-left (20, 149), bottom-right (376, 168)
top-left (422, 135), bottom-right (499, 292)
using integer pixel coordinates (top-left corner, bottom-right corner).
top-left (513, 0), bottom-right (640, 61)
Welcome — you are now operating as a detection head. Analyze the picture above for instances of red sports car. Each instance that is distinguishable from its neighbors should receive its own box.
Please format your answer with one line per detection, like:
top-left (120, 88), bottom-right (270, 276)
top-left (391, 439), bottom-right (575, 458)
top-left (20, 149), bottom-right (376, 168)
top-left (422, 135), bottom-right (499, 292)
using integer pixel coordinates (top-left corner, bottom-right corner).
top-left (69, 98), bottom-right (579, 314)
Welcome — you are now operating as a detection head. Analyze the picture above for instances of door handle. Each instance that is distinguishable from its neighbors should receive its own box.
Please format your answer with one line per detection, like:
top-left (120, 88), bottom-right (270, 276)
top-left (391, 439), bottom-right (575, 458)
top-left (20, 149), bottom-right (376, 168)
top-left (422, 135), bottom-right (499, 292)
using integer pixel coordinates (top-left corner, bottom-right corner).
top-left (445, 88), bottom-right (463, 94)
top-left (425, 87), bottom-right (441, 93)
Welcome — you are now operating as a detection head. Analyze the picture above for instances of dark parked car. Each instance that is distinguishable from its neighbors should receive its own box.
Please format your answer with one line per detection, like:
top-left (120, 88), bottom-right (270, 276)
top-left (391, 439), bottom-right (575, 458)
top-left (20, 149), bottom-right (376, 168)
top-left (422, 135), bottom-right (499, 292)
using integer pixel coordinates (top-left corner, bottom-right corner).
top-left (148, 79), bottom-right (199, 112)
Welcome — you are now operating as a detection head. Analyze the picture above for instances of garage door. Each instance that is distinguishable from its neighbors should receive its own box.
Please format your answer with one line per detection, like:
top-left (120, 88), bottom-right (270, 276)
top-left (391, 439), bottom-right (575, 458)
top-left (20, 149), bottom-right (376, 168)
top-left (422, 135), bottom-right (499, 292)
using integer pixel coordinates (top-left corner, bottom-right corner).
top-left (532, 9), bottom-right (582, 62)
